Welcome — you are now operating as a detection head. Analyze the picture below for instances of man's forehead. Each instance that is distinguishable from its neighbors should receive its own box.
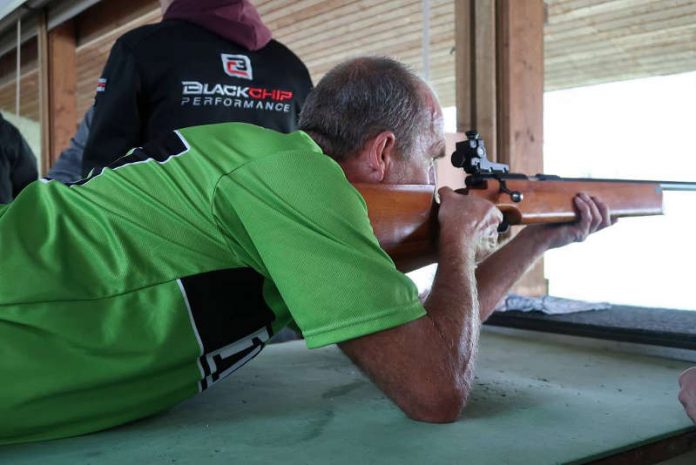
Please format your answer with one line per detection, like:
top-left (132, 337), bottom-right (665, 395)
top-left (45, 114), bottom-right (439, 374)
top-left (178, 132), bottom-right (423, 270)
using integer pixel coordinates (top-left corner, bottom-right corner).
top-left (417, 85), bottom-right (444, 129)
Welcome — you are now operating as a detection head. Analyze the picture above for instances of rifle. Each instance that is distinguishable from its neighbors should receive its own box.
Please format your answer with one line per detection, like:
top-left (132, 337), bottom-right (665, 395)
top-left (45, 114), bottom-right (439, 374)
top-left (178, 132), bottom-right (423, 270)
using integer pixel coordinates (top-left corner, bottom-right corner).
top-left (356, 130), bottom-right (696, 271)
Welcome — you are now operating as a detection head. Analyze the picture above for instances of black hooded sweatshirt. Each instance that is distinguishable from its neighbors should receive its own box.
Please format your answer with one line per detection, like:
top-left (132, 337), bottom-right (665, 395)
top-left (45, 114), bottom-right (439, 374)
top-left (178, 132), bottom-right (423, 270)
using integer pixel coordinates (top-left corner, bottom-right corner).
top-left (81, 0), bottom-right (312, 176)
top-left (0, 113), bottom-right (37, 204)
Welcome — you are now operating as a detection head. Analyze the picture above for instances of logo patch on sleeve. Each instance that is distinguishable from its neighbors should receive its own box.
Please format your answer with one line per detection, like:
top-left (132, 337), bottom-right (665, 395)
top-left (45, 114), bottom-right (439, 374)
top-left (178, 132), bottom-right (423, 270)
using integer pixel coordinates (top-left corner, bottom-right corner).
top-left (96, 78), bottom-right (107, 93)
top-left (221, 54), bottom-right (253, 80)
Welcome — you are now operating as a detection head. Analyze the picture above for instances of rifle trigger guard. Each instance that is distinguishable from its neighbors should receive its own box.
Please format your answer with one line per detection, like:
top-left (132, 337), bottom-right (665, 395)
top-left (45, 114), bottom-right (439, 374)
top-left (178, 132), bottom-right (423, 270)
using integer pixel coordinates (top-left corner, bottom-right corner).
top-left (497, 178), bottom-right (523, 203)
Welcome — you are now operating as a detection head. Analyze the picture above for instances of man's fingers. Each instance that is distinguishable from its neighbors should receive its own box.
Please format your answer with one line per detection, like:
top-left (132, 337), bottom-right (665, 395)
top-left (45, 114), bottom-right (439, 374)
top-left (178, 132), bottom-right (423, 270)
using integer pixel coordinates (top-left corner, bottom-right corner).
top-left (580, 193), bottom-right (602, 232)
top-left (591, 195), bottom-right (613, 229)
top-left (572, 196), bottom-right (592, 241)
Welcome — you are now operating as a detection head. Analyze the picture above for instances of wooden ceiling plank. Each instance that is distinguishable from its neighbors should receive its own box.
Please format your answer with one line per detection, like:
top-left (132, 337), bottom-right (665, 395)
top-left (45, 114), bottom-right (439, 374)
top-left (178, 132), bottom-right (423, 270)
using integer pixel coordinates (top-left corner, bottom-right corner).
top-left (290, 7), bottom-right (452, 62)
top-left (274, 1), bottom-right (424, 46)
top-left (547, 30), bottom-right (696, 74)
top-left (261, 0), bottom-right (356, 28)
top-left (547, 26), bottom-right (696, 63)
top-left (546, 3), bottom-right (696, 43)
top-left (302, 27), bottom-right (452, 71)
top-left (276, 0), bottom-right (452, 44)
top-left (547, 50), bottom-right (696, 86)
top-left (259, 0), bottom-right (352, 24)
top-left (547, 0), bottom-right (664, 24)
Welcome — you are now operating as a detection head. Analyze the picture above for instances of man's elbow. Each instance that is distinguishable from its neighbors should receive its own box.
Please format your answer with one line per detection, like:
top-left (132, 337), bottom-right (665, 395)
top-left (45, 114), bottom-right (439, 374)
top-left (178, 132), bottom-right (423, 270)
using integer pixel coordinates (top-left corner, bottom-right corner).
top-left (400, 386), bottom-right (469, 424)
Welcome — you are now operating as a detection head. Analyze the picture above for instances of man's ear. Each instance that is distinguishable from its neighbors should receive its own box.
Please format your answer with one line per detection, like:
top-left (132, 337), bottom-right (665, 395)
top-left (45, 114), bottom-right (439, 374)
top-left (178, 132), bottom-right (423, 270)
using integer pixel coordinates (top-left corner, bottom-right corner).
top-left (364, 131), bottom-right (397, 182)
top-left (339, 131), bottom-right (397, 183)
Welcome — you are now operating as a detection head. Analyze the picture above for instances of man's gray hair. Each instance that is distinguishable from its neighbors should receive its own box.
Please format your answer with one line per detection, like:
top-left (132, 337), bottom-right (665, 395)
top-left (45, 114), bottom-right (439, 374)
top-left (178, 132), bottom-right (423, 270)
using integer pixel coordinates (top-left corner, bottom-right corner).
top-left (299, 57), bottom-right (429, 161)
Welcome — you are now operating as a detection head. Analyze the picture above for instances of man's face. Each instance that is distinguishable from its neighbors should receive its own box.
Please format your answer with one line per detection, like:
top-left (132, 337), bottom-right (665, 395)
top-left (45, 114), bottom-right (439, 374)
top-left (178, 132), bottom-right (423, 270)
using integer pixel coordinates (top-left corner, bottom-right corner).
top-left (386, 89), bottom-right (446, 186)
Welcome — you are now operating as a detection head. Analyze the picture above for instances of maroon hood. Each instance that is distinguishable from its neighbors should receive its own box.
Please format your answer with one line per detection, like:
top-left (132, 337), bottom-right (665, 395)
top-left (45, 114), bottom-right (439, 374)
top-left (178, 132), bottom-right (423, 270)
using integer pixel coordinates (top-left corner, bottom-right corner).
top-left (164, 0), bottom-right (272, 51)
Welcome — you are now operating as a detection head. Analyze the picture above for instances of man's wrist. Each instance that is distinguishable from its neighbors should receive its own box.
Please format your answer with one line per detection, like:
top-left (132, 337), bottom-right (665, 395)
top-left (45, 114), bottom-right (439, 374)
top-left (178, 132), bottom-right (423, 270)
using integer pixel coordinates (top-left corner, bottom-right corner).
top-left (438, 226), bottom-right (478, 262)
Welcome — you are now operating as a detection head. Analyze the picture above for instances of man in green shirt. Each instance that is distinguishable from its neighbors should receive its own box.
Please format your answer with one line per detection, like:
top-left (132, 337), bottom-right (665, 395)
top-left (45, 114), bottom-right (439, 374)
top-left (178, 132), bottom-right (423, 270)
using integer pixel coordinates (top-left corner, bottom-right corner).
top-left (0, 57), bottom-right (612, 444)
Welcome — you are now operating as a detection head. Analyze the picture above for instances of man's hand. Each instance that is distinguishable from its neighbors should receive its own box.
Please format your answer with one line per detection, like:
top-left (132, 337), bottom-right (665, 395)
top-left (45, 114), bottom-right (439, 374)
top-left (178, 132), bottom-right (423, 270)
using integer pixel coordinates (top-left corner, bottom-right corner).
top-left (438, 187), bottom-right (503, 261)
top-left (474, 193), bottom-right (616, 320)
top-left (520, 193), bottom-right (616, 250)
top-left (679, 367), bottom-right (696, 423)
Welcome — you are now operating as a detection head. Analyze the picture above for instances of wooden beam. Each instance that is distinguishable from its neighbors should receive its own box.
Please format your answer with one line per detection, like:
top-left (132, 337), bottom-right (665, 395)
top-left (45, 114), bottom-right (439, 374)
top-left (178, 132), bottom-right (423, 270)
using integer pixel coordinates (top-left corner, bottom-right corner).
top-left (37, 10), bottom-right (49, 176)
top-left (497, 0), bottom-right (546, 296)
top-left (497, 0), bottom-right (544, 173)
top-left (472, 0), bottom-right (497, 161)
top-left (454, 0), bottom-right (472, 134)
top-left (455, 0), bottom-right (497, 159)
top-left (47, 20), bottom-right (76, 164)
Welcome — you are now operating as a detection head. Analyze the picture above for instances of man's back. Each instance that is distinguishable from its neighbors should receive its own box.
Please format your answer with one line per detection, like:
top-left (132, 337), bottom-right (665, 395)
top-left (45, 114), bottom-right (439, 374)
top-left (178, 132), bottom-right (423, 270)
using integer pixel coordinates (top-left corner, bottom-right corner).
top-left (0, 122), bottom-right (421, 444)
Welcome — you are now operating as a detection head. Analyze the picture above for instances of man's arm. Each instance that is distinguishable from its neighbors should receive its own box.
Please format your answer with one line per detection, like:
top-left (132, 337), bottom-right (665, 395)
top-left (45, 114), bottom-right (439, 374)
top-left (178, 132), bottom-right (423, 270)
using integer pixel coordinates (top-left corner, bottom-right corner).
top-left (339, 192), bottom-right (614, 422)
top-left (679, 367), bottom-right (696, 423)
top-left (81, 40), bottom-right (142, 176)
top-left (47, 107), bottom-right (94, 183)
top-left (338, 188), bottom-right (502, 423)
top-left (475, 193), bottom-right (614, 321)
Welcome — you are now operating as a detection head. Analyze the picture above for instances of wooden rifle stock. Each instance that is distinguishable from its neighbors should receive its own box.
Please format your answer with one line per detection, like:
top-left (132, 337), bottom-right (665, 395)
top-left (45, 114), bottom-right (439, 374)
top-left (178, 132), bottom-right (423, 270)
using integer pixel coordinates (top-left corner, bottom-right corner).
top-left (355, 179), bottom-right (666, 272)
top-left (356, 184), bottom-right (438, 272)
top-left (356, 130), bottom-right (695, 271)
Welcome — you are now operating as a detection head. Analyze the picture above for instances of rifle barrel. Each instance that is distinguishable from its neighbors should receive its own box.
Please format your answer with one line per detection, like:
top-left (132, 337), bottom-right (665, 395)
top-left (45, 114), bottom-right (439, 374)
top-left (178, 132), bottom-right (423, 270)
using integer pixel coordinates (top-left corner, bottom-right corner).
top-left (659, 182), bottom-right (696, 191)
top-left (527, 175), bottom-right (696, 192)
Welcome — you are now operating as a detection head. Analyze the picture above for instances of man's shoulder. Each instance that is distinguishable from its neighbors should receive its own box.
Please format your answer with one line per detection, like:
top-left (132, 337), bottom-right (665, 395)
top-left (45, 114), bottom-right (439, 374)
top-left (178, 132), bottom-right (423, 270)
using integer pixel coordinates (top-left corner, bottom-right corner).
top-left (181, 122), bottom-right (316, 152)
top-left (177, 123), bottom-right (325, 176)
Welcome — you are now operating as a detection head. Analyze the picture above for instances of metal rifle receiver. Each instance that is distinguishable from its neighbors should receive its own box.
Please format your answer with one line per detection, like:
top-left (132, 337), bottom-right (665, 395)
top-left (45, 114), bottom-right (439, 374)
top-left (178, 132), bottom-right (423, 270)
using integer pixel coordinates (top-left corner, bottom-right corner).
top-left (451, 130), bottom-right (510, 175)
top-left (451, 130), bottom-right (523, 233)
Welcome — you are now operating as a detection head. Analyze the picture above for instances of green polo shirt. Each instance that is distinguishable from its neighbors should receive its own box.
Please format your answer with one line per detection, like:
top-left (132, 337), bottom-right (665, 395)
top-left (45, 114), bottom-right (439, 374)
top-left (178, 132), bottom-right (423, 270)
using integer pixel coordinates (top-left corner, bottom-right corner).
top-left (0, 122), bottom-right (425, 444)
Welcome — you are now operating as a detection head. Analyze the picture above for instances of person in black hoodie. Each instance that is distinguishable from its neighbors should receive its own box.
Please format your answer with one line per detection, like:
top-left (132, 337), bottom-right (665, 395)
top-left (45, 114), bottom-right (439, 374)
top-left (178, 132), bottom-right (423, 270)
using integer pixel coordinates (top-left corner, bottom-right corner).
top-left (77, 0), bottom-right (312, 177)
top-left (0, 113), bottom-right (37, 204)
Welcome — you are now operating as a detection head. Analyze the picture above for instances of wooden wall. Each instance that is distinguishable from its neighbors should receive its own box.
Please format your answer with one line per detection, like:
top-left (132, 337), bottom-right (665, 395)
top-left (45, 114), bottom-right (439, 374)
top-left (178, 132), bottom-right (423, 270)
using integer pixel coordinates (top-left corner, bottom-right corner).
top-left (0, 38), bottom-right (39, 121)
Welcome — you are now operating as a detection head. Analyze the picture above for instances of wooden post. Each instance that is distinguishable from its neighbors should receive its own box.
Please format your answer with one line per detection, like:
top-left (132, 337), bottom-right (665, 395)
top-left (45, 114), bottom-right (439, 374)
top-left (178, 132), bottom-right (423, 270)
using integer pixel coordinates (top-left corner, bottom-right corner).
top-left (37, 13), bottom-right (77, 174)
top-left (497, 0), bottom-right (544, 175)
top-left (456, 0), bottom-right (547, 296)
top-left (455, 0), bottom-right (497, 160)
top-left (47, 20), bottom-right (76, 165)
top-left (454, 0), bottom-right (472, 134)
top-left (497, 0), bottom-right (546, 295)
top-left (37, 11), bottom-right (50, 176)
top-left (472, 0), bottom-right (497, 161)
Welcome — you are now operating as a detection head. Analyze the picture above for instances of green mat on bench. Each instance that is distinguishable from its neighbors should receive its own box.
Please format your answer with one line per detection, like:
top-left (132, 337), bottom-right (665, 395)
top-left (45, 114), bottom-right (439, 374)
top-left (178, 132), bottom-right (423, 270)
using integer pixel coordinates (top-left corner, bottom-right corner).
top-left (1, 329), bottom-right (693, 465)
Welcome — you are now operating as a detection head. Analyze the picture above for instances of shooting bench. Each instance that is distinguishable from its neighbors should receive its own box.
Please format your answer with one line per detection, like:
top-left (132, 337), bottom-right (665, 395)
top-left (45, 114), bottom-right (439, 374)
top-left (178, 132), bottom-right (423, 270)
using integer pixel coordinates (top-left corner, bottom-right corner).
top-left (2, 327), bottom-right (695, 465)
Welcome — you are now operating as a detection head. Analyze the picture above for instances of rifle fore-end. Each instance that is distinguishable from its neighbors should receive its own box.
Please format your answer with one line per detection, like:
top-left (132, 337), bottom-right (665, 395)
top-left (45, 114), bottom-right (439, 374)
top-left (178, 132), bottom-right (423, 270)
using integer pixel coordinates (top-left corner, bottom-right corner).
top-left (355, 180), bottom-right (664, 271)
top-left (465, 178), bottom-right (664, 224)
